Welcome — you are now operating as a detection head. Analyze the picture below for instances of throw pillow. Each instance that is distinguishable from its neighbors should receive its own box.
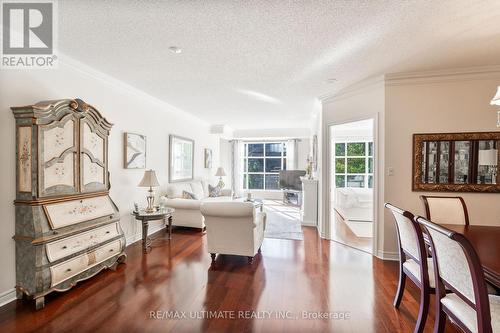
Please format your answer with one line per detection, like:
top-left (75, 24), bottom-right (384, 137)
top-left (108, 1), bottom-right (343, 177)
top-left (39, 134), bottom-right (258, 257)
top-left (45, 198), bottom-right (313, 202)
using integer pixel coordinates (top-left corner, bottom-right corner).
top-left (181, 190), bottom-right (197, 200)
top-left (208, 184), bottom-right (222, 197)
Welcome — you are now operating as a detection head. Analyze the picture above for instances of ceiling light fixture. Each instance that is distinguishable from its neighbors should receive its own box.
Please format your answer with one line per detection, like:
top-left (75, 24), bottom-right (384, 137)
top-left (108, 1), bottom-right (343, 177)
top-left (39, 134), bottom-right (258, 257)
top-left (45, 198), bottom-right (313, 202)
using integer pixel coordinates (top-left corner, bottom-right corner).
top-left (169, 46), bottom-right (182, 54)
top-left (326, 78), bottom-right (337, 83)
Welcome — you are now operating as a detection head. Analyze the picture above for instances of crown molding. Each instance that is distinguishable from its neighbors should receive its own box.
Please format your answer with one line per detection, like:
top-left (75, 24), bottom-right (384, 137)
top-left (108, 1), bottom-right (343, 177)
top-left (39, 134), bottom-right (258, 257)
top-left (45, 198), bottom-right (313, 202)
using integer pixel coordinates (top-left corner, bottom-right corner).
top-left (385, 65), bottom-right (500, 86)
top-left (319, 65), bottom-right (500, 104)
top-left (319, 75), bottom-right (385, 104)
top-left (58, 53), bottom-right (212, 126)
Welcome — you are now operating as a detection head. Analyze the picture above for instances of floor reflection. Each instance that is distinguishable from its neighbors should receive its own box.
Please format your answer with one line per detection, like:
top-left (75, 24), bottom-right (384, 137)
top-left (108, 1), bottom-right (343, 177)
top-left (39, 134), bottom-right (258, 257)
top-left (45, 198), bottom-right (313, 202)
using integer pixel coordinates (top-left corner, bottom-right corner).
top-left (0, 227), bottom-right (461, 333)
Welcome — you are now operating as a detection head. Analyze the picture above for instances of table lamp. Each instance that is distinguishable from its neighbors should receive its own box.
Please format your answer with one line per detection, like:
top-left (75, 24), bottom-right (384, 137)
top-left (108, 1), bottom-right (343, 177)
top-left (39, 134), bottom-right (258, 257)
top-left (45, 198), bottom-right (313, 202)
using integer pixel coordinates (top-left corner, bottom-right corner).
top-left (479, 149), bottom-right (498, 184)
top-left (138, 169), bottom-right (160, 212)
top-left (490, 86), bottom-right (500, 127)
top-left (215, 167), bottom-right (226, 188)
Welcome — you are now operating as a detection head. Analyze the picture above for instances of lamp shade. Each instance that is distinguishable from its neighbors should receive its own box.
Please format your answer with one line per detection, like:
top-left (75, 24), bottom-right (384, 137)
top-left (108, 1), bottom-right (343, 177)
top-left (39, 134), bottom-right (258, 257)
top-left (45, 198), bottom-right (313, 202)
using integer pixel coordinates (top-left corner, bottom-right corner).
top-left (478, 150), bottom-right (498, 166)
top-left (491, 86), bottom-right (500, 106)
top-left (138, 169), bottom-right (160, 187)
top-left (215, 167), bottom-right (226, 177)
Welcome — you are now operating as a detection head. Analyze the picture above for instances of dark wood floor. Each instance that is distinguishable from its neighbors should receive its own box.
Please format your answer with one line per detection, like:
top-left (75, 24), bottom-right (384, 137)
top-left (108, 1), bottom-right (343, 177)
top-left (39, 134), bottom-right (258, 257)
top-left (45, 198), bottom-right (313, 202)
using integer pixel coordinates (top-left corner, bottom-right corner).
top-left (0, 227), bottom-right (461, 333)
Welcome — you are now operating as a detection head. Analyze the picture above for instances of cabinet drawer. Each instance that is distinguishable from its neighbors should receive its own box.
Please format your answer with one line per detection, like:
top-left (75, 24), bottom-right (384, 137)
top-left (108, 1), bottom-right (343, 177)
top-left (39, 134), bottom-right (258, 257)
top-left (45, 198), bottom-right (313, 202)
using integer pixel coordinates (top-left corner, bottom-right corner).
top-left (93, 239), bottom-right (122, 263)
top-left (50, 253), bottom-right (89, 287)
top-left (50, 239), bottom-right (122, 287)
top-left (46, 223), bottom-right (121, 262)
top-left (44, 196), bottom-right (115, 229)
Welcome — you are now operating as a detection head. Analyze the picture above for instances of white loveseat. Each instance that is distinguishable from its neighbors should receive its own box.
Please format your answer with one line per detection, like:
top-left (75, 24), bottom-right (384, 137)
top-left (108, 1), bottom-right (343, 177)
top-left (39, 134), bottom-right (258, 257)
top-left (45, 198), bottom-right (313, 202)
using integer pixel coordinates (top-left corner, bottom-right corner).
top-left (200, 201), bottom-right (266, 264)
top-left (161, 180), bottom-right (233, 229)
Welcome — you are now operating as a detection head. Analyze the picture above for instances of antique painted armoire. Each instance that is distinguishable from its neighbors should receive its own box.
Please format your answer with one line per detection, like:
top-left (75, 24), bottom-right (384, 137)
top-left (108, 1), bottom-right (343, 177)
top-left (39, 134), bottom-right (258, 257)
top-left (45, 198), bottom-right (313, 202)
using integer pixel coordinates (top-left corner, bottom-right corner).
top-left (12, 99), bottom-right (126, 309)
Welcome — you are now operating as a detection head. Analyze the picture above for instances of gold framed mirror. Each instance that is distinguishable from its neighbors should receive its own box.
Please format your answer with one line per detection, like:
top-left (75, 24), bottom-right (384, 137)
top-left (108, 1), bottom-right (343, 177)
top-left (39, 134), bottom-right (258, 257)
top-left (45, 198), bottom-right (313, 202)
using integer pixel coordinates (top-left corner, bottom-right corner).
top-left (413, 132), bottom-right (500, 192)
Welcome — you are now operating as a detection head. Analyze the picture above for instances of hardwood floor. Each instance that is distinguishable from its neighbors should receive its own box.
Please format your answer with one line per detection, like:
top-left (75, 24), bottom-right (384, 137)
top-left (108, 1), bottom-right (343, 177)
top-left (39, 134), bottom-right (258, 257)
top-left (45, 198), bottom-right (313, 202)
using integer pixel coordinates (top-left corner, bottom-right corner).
top-left (0, 227), bottom-right (461, 333)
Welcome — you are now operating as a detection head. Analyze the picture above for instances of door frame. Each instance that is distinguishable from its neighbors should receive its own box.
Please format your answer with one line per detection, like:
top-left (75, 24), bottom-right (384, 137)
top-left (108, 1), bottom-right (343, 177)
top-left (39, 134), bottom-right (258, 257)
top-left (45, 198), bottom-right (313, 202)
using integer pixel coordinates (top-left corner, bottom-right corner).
top-left (325, 114), bottom-right (380, 255)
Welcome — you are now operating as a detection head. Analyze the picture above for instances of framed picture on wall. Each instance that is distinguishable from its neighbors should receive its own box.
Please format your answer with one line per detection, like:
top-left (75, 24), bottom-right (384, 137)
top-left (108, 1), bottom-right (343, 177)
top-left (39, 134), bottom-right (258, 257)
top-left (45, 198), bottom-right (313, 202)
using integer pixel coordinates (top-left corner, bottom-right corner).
top-left (124, 132), bottom-right (146, 169)
top-left (169, 135), bottom-right (194, 182)
top-left (204, 148), bottom-right (213, 168)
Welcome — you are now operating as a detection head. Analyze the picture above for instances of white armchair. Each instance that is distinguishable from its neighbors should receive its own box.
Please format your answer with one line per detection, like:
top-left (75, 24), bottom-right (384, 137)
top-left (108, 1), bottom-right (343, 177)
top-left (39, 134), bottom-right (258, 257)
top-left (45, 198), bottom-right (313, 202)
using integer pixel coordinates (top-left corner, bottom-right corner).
top-left (200, 201), bottom-right (266, 264)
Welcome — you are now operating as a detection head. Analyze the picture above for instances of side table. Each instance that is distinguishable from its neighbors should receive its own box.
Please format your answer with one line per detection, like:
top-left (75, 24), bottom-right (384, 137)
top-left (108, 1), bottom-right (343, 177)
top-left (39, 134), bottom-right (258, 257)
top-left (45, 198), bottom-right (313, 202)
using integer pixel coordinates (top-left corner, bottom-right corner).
top-left (233, 197), bottom-right (264, 212)
top-left (132, 207), bottom-right (175, 253)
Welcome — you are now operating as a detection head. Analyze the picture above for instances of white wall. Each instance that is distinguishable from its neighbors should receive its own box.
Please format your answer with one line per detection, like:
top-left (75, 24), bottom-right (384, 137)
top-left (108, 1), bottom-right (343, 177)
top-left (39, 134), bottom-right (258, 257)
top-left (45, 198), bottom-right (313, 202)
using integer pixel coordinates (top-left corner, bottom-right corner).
top-left (321, 67), bottom-right (500, 259)
top-left (384, 72), bottom-right (500, 254)
top-left (0, 56), bottom-right (220, 302)
top-left (233, 128), bottom-right (310, 139)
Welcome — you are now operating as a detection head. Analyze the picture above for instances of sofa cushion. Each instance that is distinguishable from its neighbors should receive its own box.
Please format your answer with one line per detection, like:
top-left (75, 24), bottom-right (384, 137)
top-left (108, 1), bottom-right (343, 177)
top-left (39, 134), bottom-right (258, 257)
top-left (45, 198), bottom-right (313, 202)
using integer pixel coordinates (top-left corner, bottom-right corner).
top-left (182, 190), bottom-right (197, 200)
top-left (167, 183), bottom-right (193, 199)
top-left (190, 181), bottom-right (205, 199)
top-left (201, 201), bottom-right (255, 217)
top-left (165, 198), bottom-right (201, 210)
top-left (208, 184), bottom-right (222, 197)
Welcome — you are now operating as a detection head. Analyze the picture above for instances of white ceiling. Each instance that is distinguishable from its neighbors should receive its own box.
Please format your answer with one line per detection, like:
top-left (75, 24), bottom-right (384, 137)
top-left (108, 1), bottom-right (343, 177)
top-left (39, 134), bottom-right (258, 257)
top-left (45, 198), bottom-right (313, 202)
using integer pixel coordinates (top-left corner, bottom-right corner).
top-left (58, 0), bottom-right (500, 130)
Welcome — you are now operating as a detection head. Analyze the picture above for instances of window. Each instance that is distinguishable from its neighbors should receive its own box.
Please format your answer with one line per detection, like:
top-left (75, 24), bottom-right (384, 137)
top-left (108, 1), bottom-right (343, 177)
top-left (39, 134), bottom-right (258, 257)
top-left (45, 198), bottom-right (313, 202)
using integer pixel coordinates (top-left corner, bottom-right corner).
top-left (243, 142), bottom-right (286, 190)
top-left (334, 141), bottom-right (374, 189)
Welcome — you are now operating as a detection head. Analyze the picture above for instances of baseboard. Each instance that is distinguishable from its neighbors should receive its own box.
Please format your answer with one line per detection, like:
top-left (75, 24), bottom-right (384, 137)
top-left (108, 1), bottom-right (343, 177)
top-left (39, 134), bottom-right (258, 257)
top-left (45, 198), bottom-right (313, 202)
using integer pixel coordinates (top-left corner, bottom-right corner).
top-left (301, 220), bottom-right (317, 227)
top-left (0, 288), bottom-right (16, 307)
top-left (376, 250), bottom-right (399, 261)
top-left (126, 224), bottom-right (166, 247)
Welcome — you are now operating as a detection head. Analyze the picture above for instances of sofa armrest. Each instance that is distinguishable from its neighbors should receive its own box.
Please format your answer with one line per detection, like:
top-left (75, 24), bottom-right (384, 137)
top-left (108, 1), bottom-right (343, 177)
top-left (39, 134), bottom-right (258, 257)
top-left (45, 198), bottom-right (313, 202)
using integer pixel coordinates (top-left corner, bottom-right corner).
top-left (220, 188), bottom-right (233, 197)
top-left (164, 198), bottom-right (201, 210)
top-left (253, 212), bottom-right (267, 230)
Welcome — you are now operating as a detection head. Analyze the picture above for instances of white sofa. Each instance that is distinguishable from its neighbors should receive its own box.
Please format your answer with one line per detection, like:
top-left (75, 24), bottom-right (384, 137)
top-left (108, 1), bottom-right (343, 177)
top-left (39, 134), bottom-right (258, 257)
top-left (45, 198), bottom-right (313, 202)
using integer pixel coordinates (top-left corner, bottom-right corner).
top-left (161, 180), bottom-right (233, 229)
top-left (200, 201), bottom-right (266, 264)
top-left (334, 187), bottom-right (373, 222)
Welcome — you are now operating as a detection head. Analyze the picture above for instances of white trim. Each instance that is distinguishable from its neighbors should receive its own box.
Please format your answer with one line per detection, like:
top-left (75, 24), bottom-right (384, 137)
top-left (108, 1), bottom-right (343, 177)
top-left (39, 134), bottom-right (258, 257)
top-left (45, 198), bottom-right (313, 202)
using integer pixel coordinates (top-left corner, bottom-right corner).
top-left (319, 65), bottom-right (500, 103)
top-left (376, 250), bottom-right (399, 261)
top-left (325, 115), bottom-right (380, 256)
top-left (242, 141), bottom-right (287, 190)
top-left (385, 65), bottom-right (500, 85)
top-left (319, 75), bottom-right (385, 103)
top-left (0, 288), bottom-right (16, 307)
top-left (332, 140), bottom-right (374, 189)
top-left (301, 220), bottom-right (317, 227)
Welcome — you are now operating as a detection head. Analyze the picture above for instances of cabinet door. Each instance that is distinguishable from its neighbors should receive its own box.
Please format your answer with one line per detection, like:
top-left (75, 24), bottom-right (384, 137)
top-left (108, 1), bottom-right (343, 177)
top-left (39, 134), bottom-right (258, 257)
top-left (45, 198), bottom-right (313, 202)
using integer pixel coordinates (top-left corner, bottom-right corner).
top-left (80, 118), bottom-right (108, 192)
top-left (39, 114), bottom-right (79, 196)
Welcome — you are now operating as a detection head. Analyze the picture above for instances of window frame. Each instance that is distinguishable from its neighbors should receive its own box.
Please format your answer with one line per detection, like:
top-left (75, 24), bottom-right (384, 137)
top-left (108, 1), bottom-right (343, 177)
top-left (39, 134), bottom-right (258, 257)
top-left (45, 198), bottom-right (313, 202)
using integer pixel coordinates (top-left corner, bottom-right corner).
top-left (333, 140), bottom-right (374, 189)
top-left (243, 142), bottom-right (287, 191)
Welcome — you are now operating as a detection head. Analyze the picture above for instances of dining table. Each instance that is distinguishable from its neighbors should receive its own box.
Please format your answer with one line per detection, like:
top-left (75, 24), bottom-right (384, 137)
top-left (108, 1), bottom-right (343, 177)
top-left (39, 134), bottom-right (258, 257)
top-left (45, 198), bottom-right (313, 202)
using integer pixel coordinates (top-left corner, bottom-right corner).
top-left (433, 224), bottom-right (500, 289)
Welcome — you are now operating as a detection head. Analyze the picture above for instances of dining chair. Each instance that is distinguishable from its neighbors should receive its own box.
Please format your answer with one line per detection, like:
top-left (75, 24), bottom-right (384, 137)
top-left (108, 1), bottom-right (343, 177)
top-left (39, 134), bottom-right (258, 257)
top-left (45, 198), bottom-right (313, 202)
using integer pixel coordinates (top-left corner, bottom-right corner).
top-left (420, 195), bottom-right (469, 225)
top-left (385, 203), bottom-right (436, 333)
top-left (416, 216), bottom-right (500, 333)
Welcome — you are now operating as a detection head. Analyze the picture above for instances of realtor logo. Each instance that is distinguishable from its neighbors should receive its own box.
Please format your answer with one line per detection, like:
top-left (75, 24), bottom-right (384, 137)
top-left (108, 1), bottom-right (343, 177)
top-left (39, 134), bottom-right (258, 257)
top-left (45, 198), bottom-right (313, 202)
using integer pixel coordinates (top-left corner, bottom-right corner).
top-left (1, 0), bottom-right (58, 68)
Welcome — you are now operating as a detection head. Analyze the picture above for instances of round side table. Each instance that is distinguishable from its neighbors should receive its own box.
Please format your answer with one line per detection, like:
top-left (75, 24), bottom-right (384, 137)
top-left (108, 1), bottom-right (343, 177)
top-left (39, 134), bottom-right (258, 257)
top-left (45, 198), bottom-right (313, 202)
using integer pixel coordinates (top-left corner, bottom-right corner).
top-left (132, 207), bottom-right (175, 253)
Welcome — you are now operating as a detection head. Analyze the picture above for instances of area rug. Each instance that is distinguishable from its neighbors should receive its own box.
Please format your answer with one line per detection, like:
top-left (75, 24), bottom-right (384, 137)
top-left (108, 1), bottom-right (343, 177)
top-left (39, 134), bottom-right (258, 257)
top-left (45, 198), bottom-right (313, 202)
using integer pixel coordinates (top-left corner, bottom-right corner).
top-left (263, 200), bottom-right (304, 240)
